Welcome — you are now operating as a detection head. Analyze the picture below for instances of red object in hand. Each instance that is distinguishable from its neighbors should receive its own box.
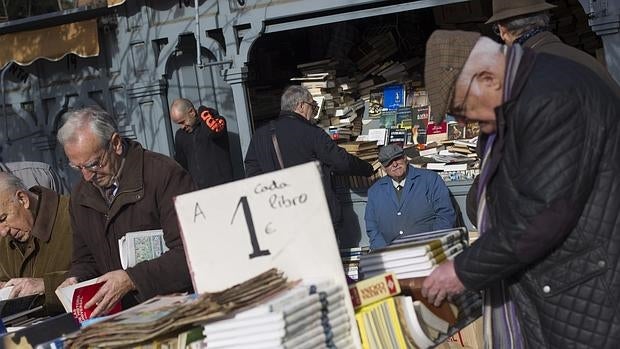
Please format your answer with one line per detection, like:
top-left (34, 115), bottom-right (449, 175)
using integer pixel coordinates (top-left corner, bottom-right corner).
top-left (72, 281), bottom-right (122, 322)
top-left (200, 109), bottom-right (225, 133)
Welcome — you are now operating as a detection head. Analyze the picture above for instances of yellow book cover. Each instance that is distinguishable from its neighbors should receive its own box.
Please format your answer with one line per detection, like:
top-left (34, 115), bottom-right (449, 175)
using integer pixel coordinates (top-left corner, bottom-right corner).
top-left (350, 272), bottom-right (401, 309)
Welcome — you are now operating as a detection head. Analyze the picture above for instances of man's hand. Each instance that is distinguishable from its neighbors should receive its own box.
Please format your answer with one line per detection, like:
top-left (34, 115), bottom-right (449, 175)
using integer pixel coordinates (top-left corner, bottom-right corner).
top-left (57, 277), bottom-right (78, 290)
top-left (85, 270), bottom-right (135, 318)
top-left (4, 278), bottom-right (44, 298)
top-left (422, 260), bottom-right (466, 306)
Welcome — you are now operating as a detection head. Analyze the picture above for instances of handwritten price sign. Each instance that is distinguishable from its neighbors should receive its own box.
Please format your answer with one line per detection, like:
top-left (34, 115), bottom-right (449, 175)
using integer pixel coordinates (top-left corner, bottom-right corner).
top-left (174, 162), bottom-right (344, 294)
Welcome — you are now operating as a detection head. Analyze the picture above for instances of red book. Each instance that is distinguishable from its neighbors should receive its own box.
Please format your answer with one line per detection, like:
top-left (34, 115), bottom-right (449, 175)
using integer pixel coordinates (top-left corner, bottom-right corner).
top-left (56, 280), bottom-right (122, 322)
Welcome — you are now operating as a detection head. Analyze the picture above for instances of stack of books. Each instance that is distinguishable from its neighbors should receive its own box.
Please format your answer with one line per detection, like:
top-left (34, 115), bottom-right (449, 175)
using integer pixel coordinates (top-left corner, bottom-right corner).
top-left (349, 271), bottom-right (481, 349)
top-left (338, 141), bottom-right (379, 162)
top-left (360, 228), bottom-right (468, 279)
top-left (202, 282), bottom-right (354, 348)
top-left (340, 246), bottom-right (369, 281)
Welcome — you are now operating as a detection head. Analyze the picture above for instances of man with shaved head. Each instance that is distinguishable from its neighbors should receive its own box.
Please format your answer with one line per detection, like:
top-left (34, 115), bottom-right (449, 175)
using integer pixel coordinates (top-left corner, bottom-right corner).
top-left (421, 30), bottom-right (619, 347)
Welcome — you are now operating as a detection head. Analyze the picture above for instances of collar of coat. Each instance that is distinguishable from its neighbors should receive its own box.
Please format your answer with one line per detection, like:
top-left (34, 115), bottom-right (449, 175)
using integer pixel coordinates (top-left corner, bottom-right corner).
top-left (279, 110), bottom-right (311, 124)
top-left (29, 185), bottom-right (63, 243)
top-left (72, 140), bottom-right (145, 215)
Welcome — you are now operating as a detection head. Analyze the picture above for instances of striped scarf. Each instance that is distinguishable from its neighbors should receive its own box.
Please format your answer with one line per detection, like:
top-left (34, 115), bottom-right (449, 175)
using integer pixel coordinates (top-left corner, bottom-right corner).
top-left (479, 44), bottom-right (525, 349)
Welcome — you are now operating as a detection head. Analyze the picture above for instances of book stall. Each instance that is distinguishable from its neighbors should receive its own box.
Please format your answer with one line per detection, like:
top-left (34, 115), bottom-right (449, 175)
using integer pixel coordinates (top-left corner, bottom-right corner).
top-left (0, 162), bottom-right (481, 348)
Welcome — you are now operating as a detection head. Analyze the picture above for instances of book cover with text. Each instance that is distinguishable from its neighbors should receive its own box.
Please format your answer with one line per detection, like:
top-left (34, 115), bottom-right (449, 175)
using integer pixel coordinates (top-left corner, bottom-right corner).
top-left (71, 282), bottom-right (122, 322)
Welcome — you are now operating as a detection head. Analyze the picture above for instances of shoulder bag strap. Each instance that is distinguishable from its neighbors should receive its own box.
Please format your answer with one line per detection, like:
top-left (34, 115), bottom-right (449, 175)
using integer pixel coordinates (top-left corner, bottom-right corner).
top-left (270, 120), bottom-right (284, 170)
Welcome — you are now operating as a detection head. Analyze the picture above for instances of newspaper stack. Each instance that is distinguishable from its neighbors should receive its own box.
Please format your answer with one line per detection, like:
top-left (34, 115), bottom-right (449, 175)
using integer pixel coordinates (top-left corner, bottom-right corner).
top-left (202, 281), bottom-right (355, 349)
top-left (63, 269), bottom-right (291, 348)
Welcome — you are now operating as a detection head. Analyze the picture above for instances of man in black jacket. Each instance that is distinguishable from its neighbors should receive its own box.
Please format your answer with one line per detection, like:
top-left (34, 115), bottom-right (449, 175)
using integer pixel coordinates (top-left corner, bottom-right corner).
top-left (421, 30), bottom-right (619, 348)
top-left (244, 85), bottom-right (373, 236)
top-left (170, 98), bottom-right (234, 189)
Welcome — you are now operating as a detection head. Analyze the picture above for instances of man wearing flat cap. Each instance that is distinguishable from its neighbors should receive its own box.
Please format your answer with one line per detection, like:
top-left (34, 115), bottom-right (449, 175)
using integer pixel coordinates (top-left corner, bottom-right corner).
top-left (364, 144), bottom-right (455, 249)
top-left (420, 30), bottom-right (620, 348)
top-left (487, 0), bottom-right (618, 89)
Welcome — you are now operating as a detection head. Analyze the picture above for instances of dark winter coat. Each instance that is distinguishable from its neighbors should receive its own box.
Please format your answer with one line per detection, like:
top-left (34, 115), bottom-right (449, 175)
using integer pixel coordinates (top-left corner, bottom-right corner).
top-left (456, 50), bottom-right (620, 347)
top-left (174, 108), bottom-right (234, 189)
top-left (68, 140), bottom-right (196, 305)
top-left (244, 111), bottom-right (373, 230)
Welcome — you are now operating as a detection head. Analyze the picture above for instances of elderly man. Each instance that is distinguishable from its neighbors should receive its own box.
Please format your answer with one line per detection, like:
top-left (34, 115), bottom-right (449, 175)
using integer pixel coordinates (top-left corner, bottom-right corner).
top-left (364, 144), bottom-right (455, 249)
top-left (0, 172), bottom-right (72, 314)
top-left (56, 106), bottom-right (195, 317)
top-left (170, 98), bottom-right (234, 189)
top-left (487, 0), bottom-right (617, 88)
top-left (421, 30), bottom-right (620, 348)
top-left (244, 85), bottom-right (373, 236)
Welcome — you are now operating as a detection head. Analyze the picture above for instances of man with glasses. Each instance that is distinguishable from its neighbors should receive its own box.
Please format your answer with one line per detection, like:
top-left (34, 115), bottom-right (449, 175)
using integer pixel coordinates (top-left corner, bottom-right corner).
top-left (56, 106), bottom-right (196, 318)
top-left (245, 85), bottom-right (373, 237)
top-left (420, 30), bottom-right (620, 347)
top-left (487, 0), bottom-right (617, 90)
top-left (169, 99), bottom-right (234, 189)
top-left (0, 172), bottom-right (72, 314)
top-left (364, 143), bottom-right (455, 249)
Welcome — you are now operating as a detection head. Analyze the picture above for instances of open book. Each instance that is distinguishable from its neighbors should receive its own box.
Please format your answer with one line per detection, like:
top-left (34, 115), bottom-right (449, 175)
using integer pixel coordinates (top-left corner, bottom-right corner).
top-left (118, 229), bottom-right (169, 269)
top-left (55, 278), bottom-right (122, 322)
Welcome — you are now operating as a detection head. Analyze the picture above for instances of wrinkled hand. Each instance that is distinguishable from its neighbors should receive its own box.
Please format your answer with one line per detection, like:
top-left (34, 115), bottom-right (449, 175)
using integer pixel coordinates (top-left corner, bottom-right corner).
top-left (57, 277), bottom-right (78, 290)
top-left (4, 278), bottom-right (44, 298)
top-left (422, 260), bottom-right (465, 306)
top-left (85, 270), bottom-right (135, 318)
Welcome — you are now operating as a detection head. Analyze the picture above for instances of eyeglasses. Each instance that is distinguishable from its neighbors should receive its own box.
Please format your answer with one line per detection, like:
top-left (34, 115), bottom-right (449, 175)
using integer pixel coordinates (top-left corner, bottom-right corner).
top-left (449, 73), bottom-right (478, 121)
top-left (69, 140), bottom-right (113, 172)
top-left (303, 101), bottom-right (319, 114)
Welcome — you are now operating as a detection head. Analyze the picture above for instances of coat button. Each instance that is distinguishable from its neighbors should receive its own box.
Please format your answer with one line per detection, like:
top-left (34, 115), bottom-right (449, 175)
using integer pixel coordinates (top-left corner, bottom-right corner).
top-left (598, 260), bottom-right (606, 268)
top-left (397, 212), bottom-right (402, 216)
top-left (399, 230), bottom-right (404, 235)
top-left (542, 285), bottom-right (551, 293)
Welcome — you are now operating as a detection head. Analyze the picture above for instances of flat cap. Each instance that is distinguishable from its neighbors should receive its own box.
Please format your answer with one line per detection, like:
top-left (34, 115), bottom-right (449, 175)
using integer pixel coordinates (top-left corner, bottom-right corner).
top-left (424, 30), bottom-right (480, 123)
top-left (378, 143), bottom-right (405, 166)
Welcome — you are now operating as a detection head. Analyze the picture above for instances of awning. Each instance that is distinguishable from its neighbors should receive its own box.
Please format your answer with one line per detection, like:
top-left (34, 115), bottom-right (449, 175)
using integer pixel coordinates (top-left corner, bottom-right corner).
top-left (0, 19), bottom-right (99, 70)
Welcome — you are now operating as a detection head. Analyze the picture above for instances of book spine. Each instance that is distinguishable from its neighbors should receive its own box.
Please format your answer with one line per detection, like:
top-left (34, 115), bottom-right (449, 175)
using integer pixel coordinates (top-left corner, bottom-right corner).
top-left (349, 272), bottom-right (401, 309)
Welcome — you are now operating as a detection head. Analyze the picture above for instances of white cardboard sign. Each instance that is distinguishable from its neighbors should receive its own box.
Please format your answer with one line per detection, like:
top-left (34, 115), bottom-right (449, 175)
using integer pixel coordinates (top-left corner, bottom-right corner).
top-left (175, 162), bottom-right (361, 348)
top-left (174, 161), bottom-right (344, 290)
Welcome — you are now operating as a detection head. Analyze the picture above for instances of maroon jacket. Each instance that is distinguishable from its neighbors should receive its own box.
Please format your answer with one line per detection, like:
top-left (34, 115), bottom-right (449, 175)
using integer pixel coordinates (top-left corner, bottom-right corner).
top-left (68, 140), bottom-right (196, 303)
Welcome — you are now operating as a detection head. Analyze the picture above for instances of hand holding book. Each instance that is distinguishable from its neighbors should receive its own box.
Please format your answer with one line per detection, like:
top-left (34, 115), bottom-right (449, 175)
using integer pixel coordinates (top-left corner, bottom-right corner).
top-left (85, 270), bottom-right (134, 318)
top-left (421, 260), bottom-right (465, 307)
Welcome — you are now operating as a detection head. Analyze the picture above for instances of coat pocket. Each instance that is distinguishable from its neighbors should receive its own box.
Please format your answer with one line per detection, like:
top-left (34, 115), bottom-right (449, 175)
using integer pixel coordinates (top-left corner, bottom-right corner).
top-left (532, 246), bottom-right (607, 298)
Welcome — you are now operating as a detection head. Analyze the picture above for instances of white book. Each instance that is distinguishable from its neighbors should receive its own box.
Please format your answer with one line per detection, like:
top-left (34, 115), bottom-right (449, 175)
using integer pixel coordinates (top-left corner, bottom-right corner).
top-left (398, 296), bottom-right (435, 349)
top-left (54, 278), bottom-right (99, 313)
top-left (0, 286), bottom-right (14, 300)
top-left (118, 229), bottom-right (168, 269)
top-left (413, 300), bottom-right (450, 334)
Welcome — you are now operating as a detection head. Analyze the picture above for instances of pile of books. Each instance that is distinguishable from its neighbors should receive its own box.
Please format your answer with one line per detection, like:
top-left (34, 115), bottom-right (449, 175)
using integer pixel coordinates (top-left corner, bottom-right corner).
top-left (340, 246), bottom-right (369, 281)
top-left (202, 281), bottom-right (354, 348)
top-left (360, 228), bottom-right (468, 280)
top-left (351, 262), bottom-right (481, 348)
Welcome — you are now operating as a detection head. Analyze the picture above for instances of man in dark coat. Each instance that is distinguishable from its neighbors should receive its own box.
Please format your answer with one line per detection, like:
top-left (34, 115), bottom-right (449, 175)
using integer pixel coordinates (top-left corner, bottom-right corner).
top-left (56, 106), bottom-right (195, 317)
top-left (0, 172), bottom-right (72, 314)
top-left (244, 85), bottom-right (373, 236)
top-left (421, 30), bottom-right (620, 348)
top-left (170, 98), bottom-right (234, 189)
top-left (487, 0), bottom-right (618, 90)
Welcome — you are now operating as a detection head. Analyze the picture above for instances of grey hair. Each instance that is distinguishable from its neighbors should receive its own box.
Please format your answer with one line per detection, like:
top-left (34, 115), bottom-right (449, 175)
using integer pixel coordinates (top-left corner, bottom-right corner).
top-left (171, 98), bottom-right (195, 113)
top-left (0, 172), bottom-right (27, 199)
top-left (280, 85), bottom-right (312, 112)
top-left (57, 106), bottom-right (118, 148)
top-left (500, 13), bottom-right (550, 37)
